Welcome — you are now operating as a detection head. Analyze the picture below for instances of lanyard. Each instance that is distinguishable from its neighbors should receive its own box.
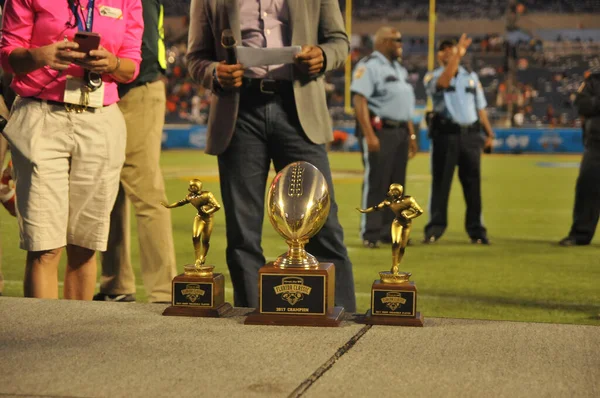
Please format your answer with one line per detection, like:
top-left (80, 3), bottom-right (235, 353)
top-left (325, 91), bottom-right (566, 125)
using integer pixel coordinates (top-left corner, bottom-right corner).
top-left (69, 0), bottom-right (95, 32)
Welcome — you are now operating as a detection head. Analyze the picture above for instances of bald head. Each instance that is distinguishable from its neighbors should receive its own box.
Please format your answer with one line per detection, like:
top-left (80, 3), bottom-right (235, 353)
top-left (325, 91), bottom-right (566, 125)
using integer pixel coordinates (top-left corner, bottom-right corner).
top-left (374, 26), bottom-right (403, 60)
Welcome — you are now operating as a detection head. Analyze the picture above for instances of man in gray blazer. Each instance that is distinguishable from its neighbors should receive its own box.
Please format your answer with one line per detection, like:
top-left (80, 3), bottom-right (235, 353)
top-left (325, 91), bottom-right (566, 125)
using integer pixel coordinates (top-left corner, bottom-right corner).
top-left (186, 0), bottom-right (356, 312)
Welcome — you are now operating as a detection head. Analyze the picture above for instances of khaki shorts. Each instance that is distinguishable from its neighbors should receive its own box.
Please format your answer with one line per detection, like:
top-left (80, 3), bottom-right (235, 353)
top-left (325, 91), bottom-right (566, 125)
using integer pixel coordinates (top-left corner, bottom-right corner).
top-left (1, 97), bottom-right (126, 252)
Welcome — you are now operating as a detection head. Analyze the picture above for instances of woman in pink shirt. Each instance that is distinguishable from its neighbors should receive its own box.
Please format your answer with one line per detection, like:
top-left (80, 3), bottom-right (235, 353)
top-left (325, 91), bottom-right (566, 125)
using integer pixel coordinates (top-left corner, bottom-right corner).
top-left (0, 0), bottom-right (143, 300)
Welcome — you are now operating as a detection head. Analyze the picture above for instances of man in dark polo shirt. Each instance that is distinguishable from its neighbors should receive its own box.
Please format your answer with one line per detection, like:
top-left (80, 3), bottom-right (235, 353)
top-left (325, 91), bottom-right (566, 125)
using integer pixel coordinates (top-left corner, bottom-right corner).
top-left (95, 0), bottom-right (177, 303)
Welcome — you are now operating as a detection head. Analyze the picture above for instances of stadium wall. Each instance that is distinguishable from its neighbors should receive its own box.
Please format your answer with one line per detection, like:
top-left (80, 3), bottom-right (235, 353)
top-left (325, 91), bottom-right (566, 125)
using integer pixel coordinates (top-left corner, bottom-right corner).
top-left (349, 14), bottom-right (600, 35)
top-left (164, 14), bottom-right (600, 39)
top-left (162, 125), bottom-right (584, 154)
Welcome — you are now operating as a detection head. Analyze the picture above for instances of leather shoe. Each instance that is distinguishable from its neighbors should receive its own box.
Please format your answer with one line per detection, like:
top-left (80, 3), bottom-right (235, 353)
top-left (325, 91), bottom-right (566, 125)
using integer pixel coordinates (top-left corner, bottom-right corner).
top-left (422, 235), bottom-right (439, 244)
top-left (558, 237), bottom-right (589, 246)
top-left (471, 237), bottom-right (490, 245)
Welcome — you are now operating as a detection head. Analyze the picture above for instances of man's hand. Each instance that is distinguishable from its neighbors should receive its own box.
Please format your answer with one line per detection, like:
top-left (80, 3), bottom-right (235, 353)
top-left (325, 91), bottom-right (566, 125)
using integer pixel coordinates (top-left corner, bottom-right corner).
top-left (409, 137), bottom-right (418, 159)
top-left (457, 33), bottom-right (472, 57)
top-left (31, 41), bottom-right (87, 71)
top-left (365, 135), bottom-right (380, 153)
top-left (215, 61), bottom-right (244, 89)
top-left (483, 135), bottom-right (494, 152)
top-left (294, 45), bottom-right (324, 77)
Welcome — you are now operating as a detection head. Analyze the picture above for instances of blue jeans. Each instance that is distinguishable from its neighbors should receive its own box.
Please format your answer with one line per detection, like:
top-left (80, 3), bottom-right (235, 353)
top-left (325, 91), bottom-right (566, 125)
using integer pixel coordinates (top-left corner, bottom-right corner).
top-left (217, 88), bottom-right (357, 312)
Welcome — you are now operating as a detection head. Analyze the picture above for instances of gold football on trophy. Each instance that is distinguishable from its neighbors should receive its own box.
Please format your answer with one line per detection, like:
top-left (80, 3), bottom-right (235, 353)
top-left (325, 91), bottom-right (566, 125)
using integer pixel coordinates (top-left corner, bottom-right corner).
top-left (267, 161), bottom-right (331, 268)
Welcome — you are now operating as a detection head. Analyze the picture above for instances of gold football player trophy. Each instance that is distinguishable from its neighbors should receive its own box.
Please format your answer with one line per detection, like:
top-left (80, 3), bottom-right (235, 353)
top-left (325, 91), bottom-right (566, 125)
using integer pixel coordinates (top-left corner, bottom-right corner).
top-left (162, 179), bottom-right (231, 317)
top-left (357, 184), bottom-right (425, 326)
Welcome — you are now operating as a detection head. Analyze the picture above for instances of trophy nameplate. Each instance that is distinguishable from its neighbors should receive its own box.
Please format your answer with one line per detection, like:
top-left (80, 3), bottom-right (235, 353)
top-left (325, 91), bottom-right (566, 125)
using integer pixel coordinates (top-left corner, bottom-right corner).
top-left (357, 183), bottom-right (425, 327)
top-left (245, 262), bottom-right (344, 326)
top-left (161, 179), bottom-right (232, 318)
top-left (163, 268), bottom-right (232, 317)
top-left (244, 162), bottom-right (344, 327)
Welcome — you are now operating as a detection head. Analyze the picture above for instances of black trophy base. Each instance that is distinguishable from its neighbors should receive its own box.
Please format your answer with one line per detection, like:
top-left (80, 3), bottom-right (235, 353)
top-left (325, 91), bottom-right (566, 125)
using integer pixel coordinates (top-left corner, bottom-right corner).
top-left (244, 306), bottom-right (345, 327)
top-left (364, 309), bottom-right (424, 327)
top-left (244, 261), bottom-right (342, 326)
top-left (363, 279), bottom-right (424, 326)
top-left (163, 302), bottom-right (233, 318)
top-left (162, 269), bottom-right (232, 318)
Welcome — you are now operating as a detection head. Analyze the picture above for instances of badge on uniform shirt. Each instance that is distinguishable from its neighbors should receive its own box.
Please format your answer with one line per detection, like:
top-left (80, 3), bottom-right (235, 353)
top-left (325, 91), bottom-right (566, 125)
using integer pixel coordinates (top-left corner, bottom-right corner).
top-left (99, 5), bottom-right (123, 19)
top-left (424, 73), bottom-right (433, 84)
top-left (354, 66), bottom-right (366, 79)
top-left (469, 79), bottom-right (474, 87)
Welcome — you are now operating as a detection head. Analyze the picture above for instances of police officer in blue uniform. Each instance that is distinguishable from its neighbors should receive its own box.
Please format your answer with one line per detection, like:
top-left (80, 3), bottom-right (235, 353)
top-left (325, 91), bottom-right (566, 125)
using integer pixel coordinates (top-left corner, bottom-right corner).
top-left (423, 35), bottom-right (495, 244)
top-left (351, 27), bottom-right (418, 248)
top-left (559, 67), bottom-right (600, 246)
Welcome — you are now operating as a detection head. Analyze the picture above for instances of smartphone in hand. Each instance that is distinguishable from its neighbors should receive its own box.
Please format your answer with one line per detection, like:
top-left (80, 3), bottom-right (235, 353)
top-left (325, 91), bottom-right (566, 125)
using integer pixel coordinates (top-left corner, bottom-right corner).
top-left (74, 32), bottom-right (101, 55)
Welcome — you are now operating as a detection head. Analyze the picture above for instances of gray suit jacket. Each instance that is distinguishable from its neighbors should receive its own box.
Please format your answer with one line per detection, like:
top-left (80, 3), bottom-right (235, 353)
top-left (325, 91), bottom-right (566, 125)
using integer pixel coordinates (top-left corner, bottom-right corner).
top-left (186, 0), bottom-right (349, 155)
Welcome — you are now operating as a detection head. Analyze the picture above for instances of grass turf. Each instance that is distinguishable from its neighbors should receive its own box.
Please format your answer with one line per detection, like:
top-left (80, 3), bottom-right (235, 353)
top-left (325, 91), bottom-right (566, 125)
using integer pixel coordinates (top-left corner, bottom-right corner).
top-left (1, 151), bottom-right (598, 325)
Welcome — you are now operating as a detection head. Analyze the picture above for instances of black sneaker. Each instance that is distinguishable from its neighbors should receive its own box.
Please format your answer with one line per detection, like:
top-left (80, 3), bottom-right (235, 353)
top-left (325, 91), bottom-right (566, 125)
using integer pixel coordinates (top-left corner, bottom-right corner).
top-left (558, 237), bottom-right (589, 246)
top-left (422, 235), bottom-right (439, 244)
top-left (362, 240), bottom-right (380, 249)
top-left (471, 237), bottom-right (490, 245)
top-left (93, 293), bottom-right (136, 302)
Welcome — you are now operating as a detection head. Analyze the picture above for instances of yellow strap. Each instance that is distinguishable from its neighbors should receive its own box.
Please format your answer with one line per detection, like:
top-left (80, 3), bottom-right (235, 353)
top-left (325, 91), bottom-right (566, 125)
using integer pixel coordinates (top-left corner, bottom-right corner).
top-left (158, 4), bottom-right (167, 70)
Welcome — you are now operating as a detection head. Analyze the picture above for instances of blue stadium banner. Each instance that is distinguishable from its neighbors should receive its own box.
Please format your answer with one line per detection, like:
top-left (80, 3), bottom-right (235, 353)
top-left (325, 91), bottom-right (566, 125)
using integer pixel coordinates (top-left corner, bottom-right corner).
top-left (163, 124), bottom-right (208, 149)
top-left (163, 125), bottom-right (584, 154)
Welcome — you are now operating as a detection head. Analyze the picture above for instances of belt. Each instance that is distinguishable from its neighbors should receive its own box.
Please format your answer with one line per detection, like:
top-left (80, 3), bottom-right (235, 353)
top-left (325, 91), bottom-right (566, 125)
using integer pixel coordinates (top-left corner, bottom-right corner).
top-left (435, 115), bottom-right (479, 132)
top-left (381, 119), bottom-right (408, 128)
top-left (241, 77), bottom-right (293, 95)
top-left (27, 96), bottom-right (100, 113)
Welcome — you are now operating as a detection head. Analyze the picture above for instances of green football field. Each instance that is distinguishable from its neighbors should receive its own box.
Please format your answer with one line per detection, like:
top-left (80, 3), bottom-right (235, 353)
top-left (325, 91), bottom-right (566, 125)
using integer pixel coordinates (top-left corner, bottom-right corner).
top-left (1, 151), bottom-right (599, 326)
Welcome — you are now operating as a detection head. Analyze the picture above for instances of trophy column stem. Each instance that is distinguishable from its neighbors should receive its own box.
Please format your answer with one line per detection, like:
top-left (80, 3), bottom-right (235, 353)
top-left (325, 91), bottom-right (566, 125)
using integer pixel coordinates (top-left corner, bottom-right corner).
top-left (287, 239), bottom-right (307, 262)
top-left (274, 239), bottom-right (319, 268)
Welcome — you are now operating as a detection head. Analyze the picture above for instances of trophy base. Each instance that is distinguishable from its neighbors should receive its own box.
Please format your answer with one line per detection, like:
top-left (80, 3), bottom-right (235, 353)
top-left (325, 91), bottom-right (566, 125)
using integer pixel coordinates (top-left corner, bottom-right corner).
top-left (244, 306), bottom-right (345, 327)
top-left (364, 310), bottom-right (424, 327)
top-left (244, 261), bottom-right (342, 327)
top-left (364, 279), bottom-right (424, 327)
top-left (162, 269), bottom-right (232, 318)
top-left (163, 302), bottom-right (233, 318)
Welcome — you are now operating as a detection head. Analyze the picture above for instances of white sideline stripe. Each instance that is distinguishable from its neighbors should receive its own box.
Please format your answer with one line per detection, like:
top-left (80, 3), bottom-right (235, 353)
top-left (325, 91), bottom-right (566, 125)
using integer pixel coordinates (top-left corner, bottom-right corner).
top-left (162, 168), bottom-right (430, 182)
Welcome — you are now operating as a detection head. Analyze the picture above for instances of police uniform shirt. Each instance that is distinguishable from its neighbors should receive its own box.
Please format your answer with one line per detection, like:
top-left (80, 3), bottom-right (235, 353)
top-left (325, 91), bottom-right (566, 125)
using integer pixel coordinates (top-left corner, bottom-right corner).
top-left (424, 66), bottom-right (487, 125)
top-left (350, 51), bottom-right (415, 122)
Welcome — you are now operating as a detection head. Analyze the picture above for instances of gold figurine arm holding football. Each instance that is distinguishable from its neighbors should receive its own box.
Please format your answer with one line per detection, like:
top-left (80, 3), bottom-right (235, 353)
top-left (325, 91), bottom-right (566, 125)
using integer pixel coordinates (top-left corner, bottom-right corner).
top-left (400, 197), bottom-right (424, 221)
top-left (199, 192), bottom-right (221, 216)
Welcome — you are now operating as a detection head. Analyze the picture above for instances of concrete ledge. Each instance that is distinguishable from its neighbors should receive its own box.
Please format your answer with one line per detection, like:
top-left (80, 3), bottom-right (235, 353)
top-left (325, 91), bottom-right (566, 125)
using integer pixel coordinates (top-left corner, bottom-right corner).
top-left (308, 318), bottom-right (600, 398)
top-left (1, 298), bottom-right (598, 398)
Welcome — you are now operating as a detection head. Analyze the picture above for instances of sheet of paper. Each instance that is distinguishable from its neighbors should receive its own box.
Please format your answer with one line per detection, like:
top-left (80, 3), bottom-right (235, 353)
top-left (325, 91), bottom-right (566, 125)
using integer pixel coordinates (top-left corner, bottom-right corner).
top-left (235, 46), bottom-right (302, 67)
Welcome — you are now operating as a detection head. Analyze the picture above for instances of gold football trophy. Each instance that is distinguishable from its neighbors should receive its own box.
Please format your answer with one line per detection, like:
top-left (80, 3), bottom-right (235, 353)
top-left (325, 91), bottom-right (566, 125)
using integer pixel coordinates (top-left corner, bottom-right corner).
top-left (245, 161), bottom-right (344, 327)
top-left (357, 183), bottom-right (425, 326)
top-left (162, 179), bottom-right (232, 317)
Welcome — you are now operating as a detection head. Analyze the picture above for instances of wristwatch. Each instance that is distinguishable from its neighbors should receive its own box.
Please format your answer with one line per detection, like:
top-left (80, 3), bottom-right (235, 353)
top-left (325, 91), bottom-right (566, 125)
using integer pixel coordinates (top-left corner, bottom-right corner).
top-left (410, 134), bottom-right (417, 140)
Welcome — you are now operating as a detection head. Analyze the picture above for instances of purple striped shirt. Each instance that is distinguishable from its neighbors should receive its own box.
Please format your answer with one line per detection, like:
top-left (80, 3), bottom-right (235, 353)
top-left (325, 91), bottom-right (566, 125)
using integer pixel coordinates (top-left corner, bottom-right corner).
top-left (239, 0), bottom-right (293, 79)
